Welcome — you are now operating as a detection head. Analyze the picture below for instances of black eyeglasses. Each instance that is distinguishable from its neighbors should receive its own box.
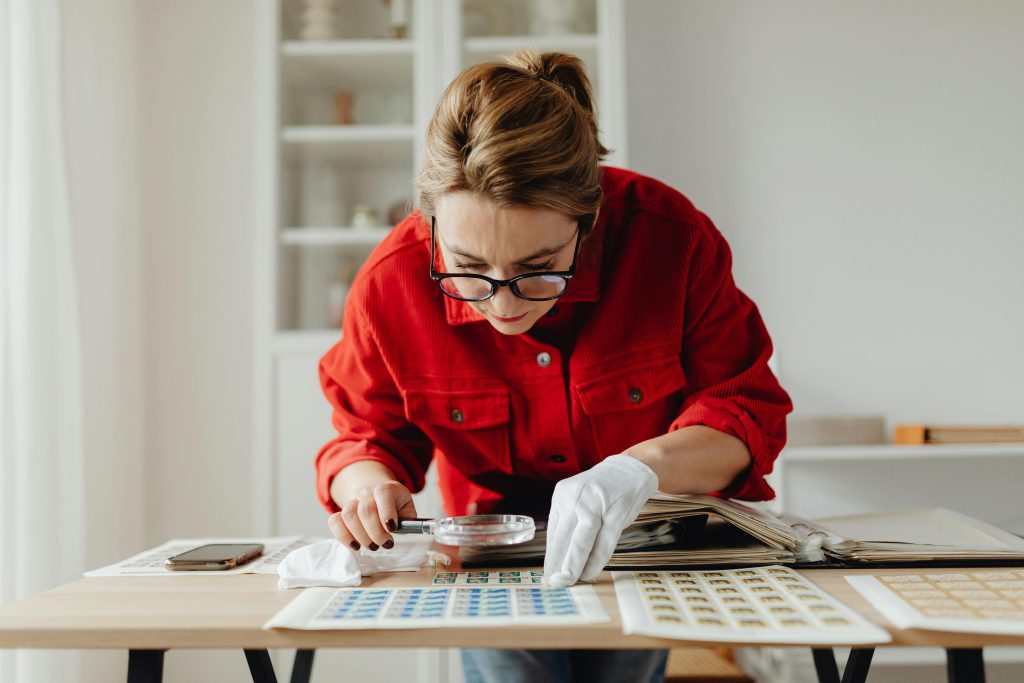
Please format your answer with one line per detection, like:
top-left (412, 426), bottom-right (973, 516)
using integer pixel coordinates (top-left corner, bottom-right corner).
top-left (429, 215), bottom-right (583, 302)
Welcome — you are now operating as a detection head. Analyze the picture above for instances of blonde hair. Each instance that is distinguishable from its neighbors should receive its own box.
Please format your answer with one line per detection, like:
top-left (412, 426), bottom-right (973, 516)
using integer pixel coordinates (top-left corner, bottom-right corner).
top-left (417, 50), bottom-right (610, 233)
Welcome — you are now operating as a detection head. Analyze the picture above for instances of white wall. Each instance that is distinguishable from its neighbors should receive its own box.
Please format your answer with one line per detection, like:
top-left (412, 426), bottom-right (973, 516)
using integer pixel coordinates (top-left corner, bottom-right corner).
top-left (61, 1), bottom-right (145, 681)
top-left (625, 0), bottom-right (1024, 426)
top-left (54, 2), bottom-right (1024, 681)
top-left (138, 0), bottom-right (256, 542)
top-left (135, 1), bottom-right (258, 680)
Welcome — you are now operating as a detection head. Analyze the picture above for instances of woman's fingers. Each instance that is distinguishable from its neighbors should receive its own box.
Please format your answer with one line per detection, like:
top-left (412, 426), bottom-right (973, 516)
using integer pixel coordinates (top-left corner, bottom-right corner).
top-left (340, 497), bottom-right (373, 550)
top-left (372, 486), bottom-right (400, 547)
top-left (331, 480), bottom-right (417, 552)
top-left (579, 524), bottom-right (619, 582)
top-left (355, 489), bottom-right (391, 550)
top-left (550, 515), bottom-right (601, 588)
top-left (327, 511), bottom-right (357, 550)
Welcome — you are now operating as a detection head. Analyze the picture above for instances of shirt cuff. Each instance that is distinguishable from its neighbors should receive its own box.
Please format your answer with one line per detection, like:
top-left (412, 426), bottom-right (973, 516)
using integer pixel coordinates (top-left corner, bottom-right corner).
top-left (315, 440), bottom-right (424, 513)
top-left (668, 396), bottom-right (778, 501)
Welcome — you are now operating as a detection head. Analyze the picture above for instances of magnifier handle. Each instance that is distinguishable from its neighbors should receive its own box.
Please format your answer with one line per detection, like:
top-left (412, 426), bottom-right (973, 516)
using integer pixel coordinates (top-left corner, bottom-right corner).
top-left (394, 518), bottom-right (436, 535)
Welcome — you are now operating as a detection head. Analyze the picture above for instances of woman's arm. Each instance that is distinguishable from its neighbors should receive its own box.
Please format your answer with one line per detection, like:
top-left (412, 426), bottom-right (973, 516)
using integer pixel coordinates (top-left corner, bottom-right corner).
top-left (624, 425), bottom-right (752, 495)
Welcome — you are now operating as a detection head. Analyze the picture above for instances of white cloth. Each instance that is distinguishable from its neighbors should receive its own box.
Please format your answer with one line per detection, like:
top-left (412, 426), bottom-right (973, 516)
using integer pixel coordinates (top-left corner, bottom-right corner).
top-left (277, 539), bottom-right (450, 590)
top-left (544, 454), bottom-right (659, 588)
top-left (1, 1), bottom-right (86, 681)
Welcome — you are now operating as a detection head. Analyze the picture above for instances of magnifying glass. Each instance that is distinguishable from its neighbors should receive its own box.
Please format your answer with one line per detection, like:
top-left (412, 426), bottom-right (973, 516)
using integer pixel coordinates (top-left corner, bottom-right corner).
top-left (394, 515), bottom-right (536, 547)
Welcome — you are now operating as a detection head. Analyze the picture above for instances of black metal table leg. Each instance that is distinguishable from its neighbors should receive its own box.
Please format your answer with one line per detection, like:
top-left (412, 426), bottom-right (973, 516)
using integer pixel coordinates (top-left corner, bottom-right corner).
top-left (947, 648), bottom-right (986, 683)
top-left (812, 648), bottom-right (841, 683)
top-left (245, 649), bottom-right (279, 683)
top-left (290, 649), bottom-right (315, 683)
top-left (127, 649), bottom-right (165, 683)
top-left (841, 648), bottom-right (874, 683)
top-left (811, 648), bottom-right (875, 683)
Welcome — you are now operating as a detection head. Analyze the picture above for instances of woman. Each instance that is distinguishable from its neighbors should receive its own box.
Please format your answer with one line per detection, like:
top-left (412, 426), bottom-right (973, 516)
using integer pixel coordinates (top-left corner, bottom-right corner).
top-left (316, 50), bottom-right (791, 683)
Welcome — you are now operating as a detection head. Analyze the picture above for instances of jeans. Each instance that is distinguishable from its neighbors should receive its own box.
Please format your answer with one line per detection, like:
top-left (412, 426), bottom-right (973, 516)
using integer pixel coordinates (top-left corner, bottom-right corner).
top-left (460, 648), bottom-right (668, 683)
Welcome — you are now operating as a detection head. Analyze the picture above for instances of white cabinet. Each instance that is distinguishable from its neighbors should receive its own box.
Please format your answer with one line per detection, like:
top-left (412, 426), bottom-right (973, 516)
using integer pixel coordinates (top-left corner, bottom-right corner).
top-left (255, 0), bottom-right (628, 531)
top-left (254, 3), bottom-right (626, 680)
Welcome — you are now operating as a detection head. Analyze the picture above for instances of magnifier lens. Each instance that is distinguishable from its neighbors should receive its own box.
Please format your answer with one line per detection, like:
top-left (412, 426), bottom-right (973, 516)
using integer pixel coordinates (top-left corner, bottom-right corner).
top-left (396, 514), bottom-right (535, 546)
top-left (433, 514), bottom-right (535, 546)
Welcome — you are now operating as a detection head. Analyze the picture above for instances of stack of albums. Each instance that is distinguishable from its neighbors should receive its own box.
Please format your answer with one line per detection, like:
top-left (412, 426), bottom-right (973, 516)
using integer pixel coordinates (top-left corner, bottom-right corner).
top-left (460, 494), bottom-right (1024, 571)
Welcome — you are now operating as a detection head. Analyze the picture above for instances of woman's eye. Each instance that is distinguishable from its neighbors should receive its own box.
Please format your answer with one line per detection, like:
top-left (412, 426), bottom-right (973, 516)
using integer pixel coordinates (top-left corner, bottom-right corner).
top-left (523, 261), bottom-right (554, 272)
top-left (454, 262), bottom-right (485, 271)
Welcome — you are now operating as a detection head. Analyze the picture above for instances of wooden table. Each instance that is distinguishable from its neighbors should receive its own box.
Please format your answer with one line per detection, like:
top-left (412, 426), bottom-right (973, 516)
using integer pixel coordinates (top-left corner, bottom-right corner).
top-left (0, 565), bottom-right (1020, 683)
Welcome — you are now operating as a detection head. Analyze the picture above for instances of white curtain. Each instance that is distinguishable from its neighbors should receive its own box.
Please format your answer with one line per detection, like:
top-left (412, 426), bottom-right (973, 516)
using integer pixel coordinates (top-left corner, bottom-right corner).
top-left (0, 0), bottom-right (86, 680)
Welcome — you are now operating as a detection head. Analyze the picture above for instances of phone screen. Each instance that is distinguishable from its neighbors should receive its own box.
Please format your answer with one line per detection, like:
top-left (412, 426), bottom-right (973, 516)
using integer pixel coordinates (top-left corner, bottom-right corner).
top-left (167, 543), bottom-right (264, 564)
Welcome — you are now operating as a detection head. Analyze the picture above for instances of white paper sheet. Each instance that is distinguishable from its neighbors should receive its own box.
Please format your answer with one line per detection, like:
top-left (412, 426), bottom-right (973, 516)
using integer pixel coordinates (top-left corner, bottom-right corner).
top-left (84, 536), bottom-right (314, 576)
top-left (264, 584), bottom-right (609, 630)
top-left (847, 571), bottom-right (1024, 636)
top-left (613, 566), bottom-right (890, 645)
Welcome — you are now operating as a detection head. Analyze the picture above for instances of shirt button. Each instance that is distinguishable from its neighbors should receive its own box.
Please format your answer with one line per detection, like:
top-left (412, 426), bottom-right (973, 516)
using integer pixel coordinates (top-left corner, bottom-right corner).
top-left (628, 388), bottom-right (644, 404)
top-left (536, 352), bottom-right (552, 368)
top-left (549, 454), bottom-right (566, 464)
top-left (450, 408), bottom-right (464, 423)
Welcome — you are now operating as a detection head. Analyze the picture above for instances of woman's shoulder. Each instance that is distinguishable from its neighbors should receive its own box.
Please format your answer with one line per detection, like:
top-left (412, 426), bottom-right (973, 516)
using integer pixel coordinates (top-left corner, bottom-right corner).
top-left (346, 210), bottom-right (435, 312)
top-left (600, 166), bottom-right (718, 244)
top-left (601, 166), bottom-right (704, 224)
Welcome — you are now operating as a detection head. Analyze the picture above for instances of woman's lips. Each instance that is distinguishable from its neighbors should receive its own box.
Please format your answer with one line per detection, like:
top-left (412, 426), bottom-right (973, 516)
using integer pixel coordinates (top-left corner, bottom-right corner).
top-left (492, 312), bottom-right (527, 323)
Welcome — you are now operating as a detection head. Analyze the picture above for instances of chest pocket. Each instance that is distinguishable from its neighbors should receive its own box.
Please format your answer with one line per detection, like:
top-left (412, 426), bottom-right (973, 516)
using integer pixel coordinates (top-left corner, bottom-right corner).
top-left (403, 387), bottom-right (511, 475)
top-left (573, 355), bottom-right (686, 455)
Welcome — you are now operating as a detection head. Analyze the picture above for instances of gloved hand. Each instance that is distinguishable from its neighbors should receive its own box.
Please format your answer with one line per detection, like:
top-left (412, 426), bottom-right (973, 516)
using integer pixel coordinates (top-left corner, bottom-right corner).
top-left (543, 454), bottom-right (659, 587)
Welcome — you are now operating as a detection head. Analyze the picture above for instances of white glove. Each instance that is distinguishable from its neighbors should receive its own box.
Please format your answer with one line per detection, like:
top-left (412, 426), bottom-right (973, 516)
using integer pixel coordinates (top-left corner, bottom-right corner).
top-left (543, 454), bottom-right (659, 588)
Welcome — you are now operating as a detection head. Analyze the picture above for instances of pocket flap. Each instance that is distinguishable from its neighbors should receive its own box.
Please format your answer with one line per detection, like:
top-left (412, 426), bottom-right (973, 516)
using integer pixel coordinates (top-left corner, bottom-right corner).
top-left (405, 388), bottom-right (510, 430)
top-left (575, 356), bottom-right (686, 415)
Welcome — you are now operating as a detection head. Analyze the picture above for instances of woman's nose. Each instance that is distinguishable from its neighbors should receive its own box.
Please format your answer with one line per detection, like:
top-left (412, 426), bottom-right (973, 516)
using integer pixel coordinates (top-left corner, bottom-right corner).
top-left (491, 284), bottom-right (519, 311)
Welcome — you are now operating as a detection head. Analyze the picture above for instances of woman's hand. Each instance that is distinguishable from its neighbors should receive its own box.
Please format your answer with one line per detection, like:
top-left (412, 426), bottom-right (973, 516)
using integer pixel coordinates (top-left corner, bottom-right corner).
top-left (328, 480), bottom-right (418, 552)
top-left (543, 454), bottom-right (659, 587)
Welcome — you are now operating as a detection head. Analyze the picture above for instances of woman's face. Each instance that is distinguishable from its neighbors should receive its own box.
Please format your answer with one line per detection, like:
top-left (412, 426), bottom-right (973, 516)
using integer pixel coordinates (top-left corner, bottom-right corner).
top-left (433, 192), bottom-right (580, 336)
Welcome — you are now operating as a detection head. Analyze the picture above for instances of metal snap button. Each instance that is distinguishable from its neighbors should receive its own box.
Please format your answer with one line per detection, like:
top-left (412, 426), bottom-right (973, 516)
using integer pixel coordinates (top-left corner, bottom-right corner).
top-left (549, 454), bottom-right (567, 463)
top-left (450, 408), bottom-right (464, 423)
top-left (628, 388), bottom-right (643, 404)
top-left (536, 352), bottom-right (552, 368)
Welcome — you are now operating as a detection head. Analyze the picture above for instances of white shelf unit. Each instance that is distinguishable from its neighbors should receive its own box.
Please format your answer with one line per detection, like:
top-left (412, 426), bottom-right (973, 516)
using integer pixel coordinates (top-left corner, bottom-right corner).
top-left (279, 226), bottom-right (394, 246)
top-left (254, 7), bottom-right (627, 678)
top-left (255, 0), bottom-right (630, 536)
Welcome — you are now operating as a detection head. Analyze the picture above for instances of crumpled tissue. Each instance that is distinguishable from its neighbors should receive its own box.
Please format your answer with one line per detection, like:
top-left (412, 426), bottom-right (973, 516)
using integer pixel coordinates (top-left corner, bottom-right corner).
top-left (277, 539), bottom-right (450, 590)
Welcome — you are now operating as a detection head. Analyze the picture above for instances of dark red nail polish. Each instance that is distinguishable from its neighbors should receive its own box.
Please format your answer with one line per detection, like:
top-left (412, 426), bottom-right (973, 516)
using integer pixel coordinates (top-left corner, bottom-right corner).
top-left (387, 518), bottom-right (397, 531)
top-left (368, 543), bottom-right (379, 551)
top-left (383, 539), bottom-right (394, 549)
top-left (349, 541), bottom-right (360, 551)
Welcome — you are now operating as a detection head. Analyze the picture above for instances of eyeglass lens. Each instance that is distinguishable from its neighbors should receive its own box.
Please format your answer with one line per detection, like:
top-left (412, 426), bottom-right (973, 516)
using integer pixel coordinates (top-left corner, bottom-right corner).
top-left (438, 274), bottom-right (567, 301)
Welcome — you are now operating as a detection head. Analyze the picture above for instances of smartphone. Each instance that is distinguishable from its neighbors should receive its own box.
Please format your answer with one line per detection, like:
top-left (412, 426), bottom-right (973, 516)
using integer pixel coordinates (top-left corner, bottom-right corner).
top-left (164, 543), bottom-right (265, 571)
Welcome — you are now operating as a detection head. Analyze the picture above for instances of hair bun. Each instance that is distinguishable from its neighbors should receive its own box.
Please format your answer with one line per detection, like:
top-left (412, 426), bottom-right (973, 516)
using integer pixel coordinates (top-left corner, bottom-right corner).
top-left (505, 49), bottom-right (596, 114)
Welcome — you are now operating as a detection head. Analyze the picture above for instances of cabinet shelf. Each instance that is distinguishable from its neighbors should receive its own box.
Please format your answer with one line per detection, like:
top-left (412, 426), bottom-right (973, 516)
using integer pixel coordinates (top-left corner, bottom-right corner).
top-left (280, 226), bottom-right (393, 246)
top-left (282, 39), bottom-right (414, 56)
top-left (281, 40), bottom-right (414, 90)
top-left (782, 443), bottom-right (1024, 462)
top-left (281, 125), bottom-right (414, 143)
top-left (463, 34), bottom-right (599, 55)
top-left (281, 125), bottom-right (414, 165)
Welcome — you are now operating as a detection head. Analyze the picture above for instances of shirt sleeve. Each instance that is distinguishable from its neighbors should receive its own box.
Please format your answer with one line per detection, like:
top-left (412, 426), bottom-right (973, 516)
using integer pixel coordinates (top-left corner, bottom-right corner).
top-left (668, 213), bottom-right (793, 501)
top-left (315, 299), bottom-right (434, 514)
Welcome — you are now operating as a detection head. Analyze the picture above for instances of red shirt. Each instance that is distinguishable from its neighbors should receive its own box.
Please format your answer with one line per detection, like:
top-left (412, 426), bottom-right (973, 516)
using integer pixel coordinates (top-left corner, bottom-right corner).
top-left (316, 167), bottom-right (792, 517)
